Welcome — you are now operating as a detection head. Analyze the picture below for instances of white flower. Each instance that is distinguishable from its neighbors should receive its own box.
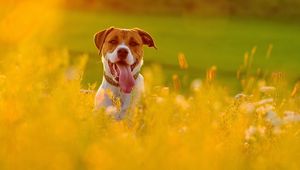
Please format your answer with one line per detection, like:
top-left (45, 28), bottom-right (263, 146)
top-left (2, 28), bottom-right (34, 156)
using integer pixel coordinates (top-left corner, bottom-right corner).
top-left (265, 111), bottom-right (282, 126)
top-left (283, 111), bottom-right (300, 124)
top-left (255, 98), bottom-right (274, 106)
top-left (105, 106), bottom-right (118, 115)
top-left (245, 126), bottom-right (257, 141)
top-left (256, 104), bottom-right (274, 115)
top-left (235, 93), bottom-right (247, 100)
top-left (239, 102), bottom-right (255, 115)
top-left (257, 126), bottom-right (266, 136)
top-left (190, 79), bottom-right (202, 91)
top-left (175, 95), bottom-right (190, 110)
top-left (245, 125), bottom-right (266, 141)
top-left (259, 86), bottom-right (276, 93)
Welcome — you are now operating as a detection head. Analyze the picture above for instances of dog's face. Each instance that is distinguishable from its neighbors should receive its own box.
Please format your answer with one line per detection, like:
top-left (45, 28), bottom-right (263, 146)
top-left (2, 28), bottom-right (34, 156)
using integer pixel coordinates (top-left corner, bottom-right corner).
top-left (94, 27), bottom-right (156, 93)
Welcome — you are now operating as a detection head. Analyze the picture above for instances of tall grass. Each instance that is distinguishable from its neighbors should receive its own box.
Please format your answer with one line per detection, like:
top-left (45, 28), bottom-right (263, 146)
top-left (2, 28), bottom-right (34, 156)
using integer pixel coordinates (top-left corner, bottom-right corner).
top-left (0, 45), bottom-right (300, 169)
top-left (1, 1), bottom-right (300, 169)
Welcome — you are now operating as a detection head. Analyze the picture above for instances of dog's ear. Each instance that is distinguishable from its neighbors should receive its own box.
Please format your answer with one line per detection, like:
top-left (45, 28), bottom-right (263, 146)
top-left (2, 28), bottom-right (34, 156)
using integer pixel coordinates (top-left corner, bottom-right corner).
top-left (134, 28), bottom-right (157, 49)
top-left (94, 27), bottom-right (114, 55)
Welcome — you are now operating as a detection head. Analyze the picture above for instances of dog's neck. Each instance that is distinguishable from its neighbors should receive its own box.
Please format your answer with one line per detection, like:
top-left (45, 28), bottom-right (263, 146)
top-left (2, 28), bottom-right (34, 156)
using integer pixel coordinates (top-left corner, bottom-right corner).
top-left (104, 72), bottom-right (139, 87)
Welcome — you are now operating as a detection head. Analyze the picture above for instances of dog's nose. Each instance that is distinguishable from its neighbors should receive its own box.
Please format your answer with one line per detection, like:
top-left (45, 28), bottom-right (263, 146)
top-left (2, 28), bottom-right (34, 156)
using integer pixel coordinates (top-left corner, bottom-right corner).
top-left (117, 48), bottom-right (128, 60)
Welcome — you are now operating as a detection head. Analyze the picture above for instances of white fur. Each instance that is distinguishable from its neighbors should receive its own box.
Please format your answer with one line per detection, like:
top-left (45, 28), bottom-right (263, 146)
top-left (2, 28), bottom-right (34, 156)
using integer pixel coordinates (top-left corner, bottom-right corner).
top-left (94, 44), bottom-right (144, 120)
top-left (106, 43), bottom-right (134, 65)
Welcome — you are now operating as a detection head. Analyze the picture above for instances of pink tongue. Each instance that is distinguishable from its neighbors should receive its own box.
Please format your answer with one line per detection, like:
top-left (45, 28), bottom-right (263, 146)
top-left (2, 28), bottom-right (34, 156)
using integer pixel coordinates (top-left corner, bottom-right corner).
top-left (116, 63), bottom-right (135, 93)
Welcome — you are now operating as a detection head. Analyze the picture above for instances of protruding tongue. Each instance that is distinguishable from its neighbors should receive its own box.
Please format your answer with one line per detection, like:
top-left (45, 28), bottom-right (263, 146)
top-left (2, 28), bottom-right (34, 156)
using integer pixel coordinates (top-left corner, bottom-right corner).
top-left (116, 63), bottom-right (135, 93)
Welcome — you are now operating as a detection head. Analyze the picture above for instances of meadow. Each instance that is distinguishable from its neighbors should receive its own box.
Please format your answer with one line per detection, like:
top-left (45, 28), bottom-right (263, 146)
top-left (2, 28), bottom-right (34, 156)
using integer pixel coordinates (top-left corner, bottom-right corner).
top-left (1, 4), bottom-right (300, 170)
top-left (53, 10), bottom-right (300, 90)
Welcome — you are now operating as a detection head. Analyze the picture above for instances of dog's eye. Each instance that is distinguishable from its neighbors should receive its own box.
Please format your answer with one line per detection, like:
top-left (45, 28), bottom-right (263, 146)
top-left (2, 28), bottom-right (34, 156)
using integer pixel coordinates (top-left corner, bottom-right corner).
top-left (129, 41), bottom-right (139, 47)
top-left (108, 40), bottom-right (118, 45)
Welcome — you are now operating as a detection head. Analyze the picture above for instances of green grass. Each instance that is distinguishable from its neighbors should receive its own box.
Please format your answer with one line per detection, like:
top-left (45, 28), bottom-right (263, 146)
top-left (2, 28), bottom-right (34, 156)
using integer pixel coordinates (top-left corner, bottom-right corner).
top-left (51, 10), bottom-right (300, 90)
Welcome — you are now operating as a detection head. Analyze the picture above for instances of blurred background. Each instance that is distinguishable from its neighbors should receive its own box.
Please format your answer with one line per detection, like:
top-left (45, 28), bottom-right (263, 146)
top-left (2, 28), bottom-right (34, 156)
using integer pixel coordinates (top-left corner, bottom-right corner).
top-left (1, 0), bottom-right (300, 92)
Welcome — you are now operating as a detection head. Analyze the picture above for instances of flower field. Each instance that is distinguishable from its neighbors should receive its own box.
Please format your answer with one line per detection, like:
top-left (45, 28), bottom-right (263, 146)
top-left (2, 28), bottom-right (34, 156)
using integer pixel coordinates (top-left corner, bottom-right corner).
top-left (1, 1), bottom-right (300, 169)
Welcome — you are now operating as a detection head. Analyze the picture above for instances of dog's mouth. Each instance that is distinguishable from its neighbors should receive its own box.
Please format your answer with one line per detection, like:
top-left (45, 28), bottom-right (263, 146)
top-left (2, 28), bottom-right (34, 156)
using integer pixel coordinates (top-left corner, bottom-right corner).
top-left (108, 60), bottom-right (138, 93)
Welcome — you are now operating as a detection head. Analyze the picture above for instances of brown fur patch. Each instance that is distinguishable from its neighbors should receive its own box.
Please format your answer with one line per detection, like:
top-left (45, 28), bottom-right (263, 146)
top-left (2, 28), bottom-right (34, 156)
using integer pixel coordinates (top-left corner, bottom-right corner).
top-left (95, 27), bottom-right (156, 61)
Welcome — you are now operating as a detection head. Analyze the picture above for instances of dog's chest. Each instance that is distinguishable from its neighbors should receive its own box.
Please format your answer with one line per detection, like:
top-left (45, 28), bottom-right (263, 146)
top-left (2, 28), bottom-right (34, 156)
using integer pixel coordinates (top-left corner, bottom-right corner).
top-left (95, 74), bottom-right (144, 110)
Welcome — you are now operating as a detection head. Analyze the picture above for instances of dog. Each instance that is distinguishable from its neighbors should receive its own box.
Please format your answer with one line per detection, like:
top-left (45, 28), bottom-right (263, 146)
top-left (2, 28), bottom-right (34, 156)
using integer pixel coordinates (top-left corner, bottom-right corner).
top-left (94, 27), bottom-right (156, 120)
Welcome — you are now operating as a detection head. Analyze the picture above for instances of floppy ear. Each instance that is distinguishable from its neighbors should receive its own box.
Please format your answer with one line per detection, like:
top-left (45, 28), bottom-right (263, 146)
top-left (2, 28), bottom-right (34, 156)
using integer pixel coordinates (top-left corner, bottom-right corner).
top-left (94, 27), bottom-right (114, 54)
top-left (134, 28), bottom-right (157, 49)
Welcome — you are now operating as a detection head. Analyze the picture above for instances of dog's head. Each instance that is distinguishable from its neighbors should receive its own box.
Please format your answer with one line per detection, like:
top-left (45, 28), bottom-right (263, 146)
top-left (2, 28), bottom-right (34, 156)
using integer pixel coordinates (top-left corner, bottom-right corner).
top-left (94, 27), bottom-right (156, 93)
